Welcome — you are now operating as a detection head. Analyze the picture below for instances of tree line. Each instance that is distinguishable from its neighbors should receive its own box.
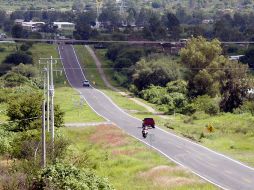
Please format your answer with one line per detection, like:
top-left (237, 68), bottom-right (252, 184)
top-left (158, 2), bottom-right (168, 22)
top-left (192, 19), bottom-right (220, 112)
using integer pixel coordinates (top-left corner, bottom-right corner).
top-left (104, 37), bottom-right (254, 115)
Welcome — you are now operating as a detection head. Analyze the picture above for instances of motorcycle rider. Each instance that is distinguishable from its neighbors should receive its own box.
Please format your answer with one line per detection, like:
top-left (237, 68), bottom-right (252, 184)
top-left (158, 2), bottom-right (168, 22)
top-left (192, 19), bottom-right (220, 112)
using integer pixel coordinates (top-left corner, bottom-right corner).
top-left (142, 125), bottom-right (148, 138)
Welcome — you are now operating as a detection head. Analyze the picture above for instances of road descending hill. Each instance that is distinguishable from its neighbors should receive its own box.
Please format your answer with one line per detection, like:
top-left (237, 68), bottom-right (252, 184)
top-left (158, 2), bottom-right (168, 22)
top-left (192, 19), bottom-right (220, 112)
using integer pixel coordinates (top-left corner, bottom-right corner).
top-left (58, 44), bottom-right (254, 190)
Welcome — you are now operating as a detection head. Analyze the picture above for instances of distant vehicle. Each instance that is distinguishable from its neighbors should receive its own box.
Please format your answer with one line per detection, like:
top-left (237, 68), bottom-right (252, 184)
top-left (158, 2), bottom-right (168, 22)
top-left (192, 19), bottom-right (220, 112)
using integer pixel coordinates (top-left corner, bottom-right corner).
top-left (94, 43), bottom-right (106, 49)
top-left (142, 118), bottom-right (155, 128)
top-left (83, 80), bottom-right (90, 87)
top-left (229, 55), bottom-right (244, 61)
top-left (0, 33), bottom-right (7, 40)
top-left (179, 38), bottom-right (189, 44)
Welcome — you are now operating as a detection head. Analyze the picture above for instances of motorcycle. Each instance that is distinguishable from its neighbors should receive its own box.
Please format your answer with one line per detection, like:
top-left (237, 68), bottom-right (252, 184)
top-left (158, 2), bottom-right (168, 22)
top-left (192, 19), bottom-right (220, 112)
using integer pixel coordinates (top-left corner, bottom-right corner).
top-left (142, 126), bottom-right (148, 138)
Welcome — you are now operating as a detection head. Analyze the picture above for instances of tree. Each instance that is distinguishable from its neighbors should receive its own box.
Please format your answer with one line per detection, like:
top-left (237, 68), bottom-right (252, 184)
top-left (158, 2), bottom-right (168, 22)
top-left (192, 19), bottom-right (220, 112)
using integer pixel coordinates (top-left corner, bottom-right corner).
top-left (143, 13), bottom-right (166, 40)
top-left (74, 12), bottom-right (95, 40)
top-left (219, 61), bottom-right (250, 112)
top-left (98, 2), bottom-right (121, 30)
top-left (0, 10), bottom-right (6, 27)
top-left (136, 8), bottom-right (152, 27)
top-left (3, 20), bottom-right (14, 33)
top-left (4, 51), bottom-right (33, 65)
top-left (72, 0), bottom-right (84, 12)
top-left (240, 48), bottom-right (254, 68)
top-left (163, 12), bottom-right (180, 39)
top-left (11, 24), bottom-right (25, 38)
top-left (7, 93), bottom-right (64, 131)
top-left (132, 57), bottom-right (182, 90)
top-left (166, 80), bottom-right (187, 94)
top-left (180, 37), bottom-right (223, 96)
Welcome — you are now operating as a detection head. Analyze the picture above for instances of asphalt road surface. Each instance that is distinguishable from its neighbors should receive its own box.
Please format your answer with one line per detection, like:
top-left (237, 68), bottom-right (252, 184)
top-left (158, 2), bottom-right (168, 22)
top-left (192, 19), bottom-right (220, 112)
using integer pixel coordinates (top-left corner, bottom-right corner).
top-left (58, 44), bottom-right (254, 190)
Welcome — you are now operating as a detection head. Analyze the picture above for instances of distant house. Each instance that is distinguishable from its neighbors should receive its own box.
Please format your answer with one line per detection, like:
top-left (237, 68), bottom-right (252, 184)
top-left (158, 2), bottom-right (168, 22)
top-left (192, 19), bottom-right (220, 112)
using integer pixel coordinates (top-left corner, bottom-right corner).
top-left (53, 22), bottom-right (75, 31)
top-left (21, 21), bottom-right (45, 31)
top-left (14, 19), bottom-right (24, 25)
top-left (229, 55), bottom-right (244, 61)
top-left (202, 19), bottom-right (214, 24)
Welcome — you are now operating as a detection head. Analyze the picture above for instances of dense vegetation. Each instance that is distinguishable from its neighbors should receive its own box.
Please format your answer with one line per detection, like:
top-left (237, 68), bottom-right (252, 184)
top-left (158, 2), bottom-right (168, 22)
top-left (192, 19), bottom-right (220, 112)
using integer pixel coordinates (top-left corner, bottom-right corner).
top-left (0, 43), bottom-right (114, 189)
top-left (105, 37), bottom-right (253, 116)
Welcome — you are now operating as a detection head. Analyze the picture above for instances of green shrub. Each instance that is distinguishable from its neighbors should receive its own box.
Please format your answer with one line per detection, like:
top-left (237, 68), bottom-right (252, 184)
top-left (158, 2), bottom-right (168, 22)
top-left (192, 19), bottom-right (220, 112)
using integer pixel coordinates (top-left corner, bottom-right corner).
top-left (32, 162), bottom-right (114, 190)
top-left (193, 95), bottom-right (219, 115)
top-left (236, 101), bottom-right (254, 115)
top-left (4, 51), bottom-right (33, 65)
top-left (11, 63), bottom-right (39, 79)
top-left (7, 92), bottom-right (64, 132)
top-left (205, 103), bottom-right (219, 115)
top-left (166, 80), bottom-right (187, 94)
top-left (128, 84), bottom-right (138, 95)
top-left (0, 47), bottom-right (5, 52)
top-left (113, 72), bottom-right (128, 86)
top-left (11, 130), bottom-right (69, 161)
top-left (20, 43), bottom-right (31, 51)
top-left (0, 125), bottom-right (14, 155)
top-left (140, 85), bottom-right (167, 104)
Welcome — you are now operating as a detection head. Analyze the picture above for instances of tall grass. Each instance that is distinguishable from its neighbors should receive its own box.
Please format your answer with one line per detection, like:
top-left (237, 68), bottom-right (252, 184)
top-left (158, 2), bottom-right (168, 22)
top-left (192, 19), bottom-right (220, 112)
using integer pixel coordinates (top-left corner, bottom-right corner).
top-left (63, 126), bottom-right (217, 190)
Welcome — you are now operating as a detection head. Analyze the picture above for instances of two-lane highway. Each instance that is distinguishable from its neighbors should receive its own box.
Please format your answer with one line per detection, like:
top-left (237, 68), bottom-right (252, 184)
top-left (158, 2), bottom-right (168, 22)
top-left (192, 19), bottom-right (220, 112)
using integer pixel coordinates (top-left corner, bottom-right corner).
top-left (58, 44), bottom-right (254, 190)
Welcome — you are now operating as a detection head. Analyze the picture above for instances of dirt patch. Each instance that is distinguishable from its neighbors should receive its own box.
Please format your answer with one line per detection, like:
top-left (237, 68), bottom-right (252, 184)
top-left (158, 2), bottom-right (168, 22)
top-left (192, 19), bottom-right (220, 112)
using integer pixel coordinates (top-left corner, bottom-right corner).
top-left (112, 148), bottom-right (145, 156)
top-left (153, 176), bottom-right (200, 187)
top-left (89, 125), bottom-right (129, 148)
top-left (139, 165), bottom-right (203, 188)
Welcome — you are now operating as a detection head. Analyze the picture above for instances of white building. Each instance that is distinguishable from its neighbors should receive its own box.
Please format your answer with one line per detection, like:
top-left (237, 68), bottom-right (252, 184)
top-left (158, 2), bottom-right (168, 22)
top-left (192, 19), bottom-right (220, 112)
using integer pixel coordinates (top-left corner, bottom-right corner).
top-left (202, 19), bottom-right (214, 24)
top-left (14, 19), bottom-right (24, 25)
top-left (21, 21), bottom-right (45, 31)
top-left (229, 55), bottom-right (244, 61)
top-left (53, 22), bottom-right (75, 31)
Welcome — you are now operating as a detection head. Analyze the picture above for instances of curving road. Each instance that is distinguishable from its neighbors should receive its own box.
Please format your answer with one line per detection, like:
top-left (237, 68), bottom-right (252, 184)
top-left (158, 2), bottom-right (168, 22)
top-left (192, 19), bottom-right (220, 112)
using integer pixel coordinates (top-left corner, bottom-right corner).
top-left (58, 44), bottom-right (254, 190)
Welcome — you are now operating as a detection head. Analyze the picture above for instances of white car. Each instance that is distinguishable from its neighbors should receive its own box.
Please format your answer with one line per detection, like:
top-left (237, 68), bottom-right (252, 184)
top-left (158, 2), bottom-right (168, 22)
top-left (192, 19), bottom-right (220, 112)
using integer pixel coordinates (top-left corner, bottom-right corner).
top-left (83, 80), bottom-right (90, 87)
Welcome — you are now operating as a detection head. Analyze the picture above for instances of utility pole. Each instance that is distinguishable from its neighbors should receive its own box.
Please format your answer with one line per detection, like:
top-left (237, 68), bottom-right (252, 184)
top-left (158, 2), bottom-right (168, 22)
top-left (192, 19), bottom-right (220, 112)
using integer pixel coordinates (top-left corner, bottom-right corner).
top-left (42, 100), bottom-right (46, 168)
top-left (49, 56), bottom-right (55, 147)
top-left (40, 61), bottom-right (50, 132)
top-left (46, 67), bottom-right (50, 132)
top-left (39, 56), bottom-right (61, 149)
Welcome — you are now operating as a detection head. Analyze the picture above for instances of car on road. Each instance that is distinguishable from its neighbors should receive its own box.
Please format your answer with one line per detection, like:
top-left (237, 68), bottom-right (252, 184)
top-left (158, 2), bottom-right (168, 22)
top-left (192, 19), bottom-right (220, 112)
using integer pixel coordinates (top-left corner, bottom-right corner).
top-left (83, 80), bottom-right (90, 87)
top-left (142, 118), bottom-right (155, 128)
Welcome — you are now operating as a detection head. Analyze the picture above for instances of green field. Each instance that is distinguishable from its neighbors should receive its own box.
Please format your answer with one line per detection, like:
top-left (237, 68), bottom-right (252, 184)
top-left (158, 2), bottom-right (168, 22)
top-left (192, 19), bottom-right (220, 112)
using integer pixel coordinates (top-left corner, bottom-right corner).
top-left (63, 126), bottom-right (217, 190)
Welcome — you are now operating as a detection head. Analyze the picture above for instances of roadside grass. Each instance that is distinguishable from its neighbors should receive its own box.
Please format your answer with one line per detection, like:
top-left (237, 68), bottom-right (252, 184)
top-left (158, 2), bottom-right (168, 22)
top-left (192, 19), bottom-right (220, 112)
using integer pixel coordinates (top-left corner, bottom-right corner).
top-left (0, 103), bottom-right (7, 122)
top-left (81, 47), bottom-right (254, 167)
top-left (62, 126), bottom-right (217, 190)
top-left (0, 43), bottom-right (16, 64)
top-left (55, 87), bottom-right (104, 123)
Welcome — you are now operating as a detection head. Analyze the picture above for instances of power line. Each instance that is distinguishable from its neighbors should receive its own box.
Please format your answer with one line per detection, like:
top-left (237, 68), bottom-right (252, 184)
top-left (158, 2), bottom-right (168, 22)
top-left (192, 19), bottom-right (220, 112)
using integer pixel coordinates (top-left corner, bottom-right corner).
top-left (0, 116), bottom-right (40, 125)
top-left (3, 38), bottom-right (254, 44)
